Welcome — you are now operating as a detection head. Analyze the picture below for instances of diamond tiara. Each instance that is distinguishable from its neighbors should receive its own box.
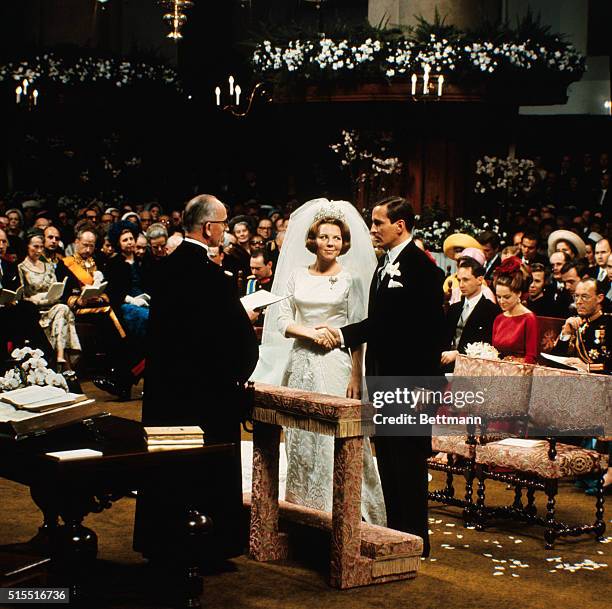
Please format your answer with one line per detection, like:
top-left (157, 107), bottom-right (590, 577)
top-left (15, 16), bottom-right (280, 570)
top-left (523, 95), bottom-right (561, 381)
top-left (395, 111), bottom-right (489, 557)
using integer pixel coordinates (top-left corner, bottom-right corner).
top-left (312, 201), bottom-right (346, 223)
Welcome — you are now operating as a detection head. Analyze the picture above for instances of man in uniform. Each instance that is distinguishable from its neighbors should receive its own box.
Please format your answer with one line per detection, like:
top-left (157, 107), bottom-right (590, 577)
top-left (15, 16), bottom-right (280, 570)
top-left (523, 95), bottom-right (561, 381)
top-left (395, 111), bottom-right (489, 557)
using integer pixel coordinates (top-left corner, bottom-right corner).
top-left (552, 277), bottom-right (610, 374)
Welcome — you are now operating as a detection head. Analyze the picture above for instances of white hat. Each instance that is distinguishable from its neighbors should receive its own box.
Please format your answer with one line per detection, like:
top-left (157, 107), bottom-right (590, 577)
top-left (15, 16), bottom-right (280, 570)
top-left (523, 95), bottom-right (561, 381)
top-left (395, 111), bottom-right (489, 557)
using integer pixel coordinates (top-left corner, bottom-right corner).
top-left (22, 199), bottom-right (42, 209)
top-left (547, 229), bottom-right (586, 257)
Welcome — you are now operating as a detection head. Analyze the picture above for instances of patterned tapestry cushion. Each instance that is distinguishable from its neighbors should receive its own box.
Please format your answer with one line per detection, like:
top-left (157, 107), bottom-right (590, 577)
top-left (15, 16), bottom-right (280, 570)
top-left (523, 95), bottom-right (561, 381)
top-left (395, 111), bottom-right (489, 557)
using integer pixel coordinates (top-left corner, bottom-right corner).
top-left (453, 355), bottom-right (535, 418)
top-left (432, 435), bottom-right (476, 458)
top-left (475, 440), bottom-right (609, 479)
top-left (528, 366), bottom-right (611, 434)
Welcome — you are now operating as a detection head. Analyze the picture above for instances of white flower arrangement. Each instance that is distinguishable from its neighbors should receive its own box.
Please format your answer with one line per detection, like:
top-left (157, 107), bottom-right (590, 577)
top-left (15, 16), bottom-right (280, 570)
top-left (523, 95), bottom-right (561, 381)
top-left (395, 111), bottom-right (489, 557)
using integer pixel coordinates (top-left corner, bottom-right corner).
top-left (465, 342), bottom-right (500, 361)
top-left (474, 156), bottom-right (536, 198)
top-left (252, 33), bottom-right (585, 83)
top-left (413, 216), bottom-right (506, 252)
top-left (0, 53), bottom-right (181, 90)
top-left (330, 129), bottom-right (402, 179)
top-left (0, 347), bottom-right (68, 392)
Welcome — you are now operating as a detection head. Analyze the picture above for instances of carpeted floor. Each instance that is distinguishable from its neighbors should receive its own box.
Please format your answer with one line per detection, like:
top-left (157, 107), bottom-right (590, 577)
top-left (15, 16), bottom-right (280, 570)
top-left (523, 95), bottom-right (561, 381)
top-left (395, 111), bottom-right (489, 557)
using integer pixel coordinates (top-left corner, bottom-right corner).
top-left (0, 381), bottom-right (609, 609)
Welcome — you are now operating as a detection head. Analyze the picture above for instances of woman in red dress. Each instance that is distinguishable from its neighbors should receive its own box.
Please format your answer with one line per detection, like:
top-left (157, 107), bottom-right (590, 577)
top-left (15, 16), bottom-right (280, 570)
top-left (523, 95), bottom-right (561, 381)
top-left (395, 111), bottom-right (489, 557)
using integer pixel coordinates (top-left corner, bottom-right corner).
top-left (492, 257), bottom-right (538, 364)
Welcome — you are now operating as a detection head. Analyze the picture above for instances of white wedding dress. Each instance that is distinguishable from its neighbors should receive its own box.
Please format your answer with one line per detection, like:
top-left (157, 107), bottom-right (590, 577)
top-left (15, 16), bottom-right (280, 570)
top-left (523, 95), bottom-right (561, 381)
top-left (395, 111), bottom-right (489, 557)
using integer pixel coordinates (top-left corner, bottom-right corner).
top-left (277, 266), bottom-right (387, 526)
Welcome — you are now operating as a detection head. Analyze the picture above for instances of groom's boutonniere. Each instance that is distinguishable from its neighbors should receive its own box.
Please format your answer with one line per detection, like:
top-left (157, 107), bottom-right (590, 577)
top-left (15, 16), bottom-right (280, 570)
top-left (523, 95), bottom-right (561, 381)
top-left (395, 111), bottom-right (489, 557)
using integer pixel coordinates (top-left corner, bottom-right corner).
top-left (384, 262), bottom-right (403, 288)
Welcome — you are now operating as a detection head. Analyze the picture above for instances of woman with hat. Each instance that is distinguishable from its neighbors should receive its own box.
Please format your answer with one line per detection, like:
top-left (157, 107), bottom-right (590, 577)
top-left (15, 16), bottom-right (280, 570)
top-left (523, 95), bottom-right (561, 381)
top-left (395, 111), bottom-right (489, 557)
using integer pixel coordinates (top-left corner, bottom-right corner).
top-left (547, 229), bottom-right (586, 260)
top-left (442, 233), bottom-right (484, 296)
top-left (492, 256), bottom-right (538, 364)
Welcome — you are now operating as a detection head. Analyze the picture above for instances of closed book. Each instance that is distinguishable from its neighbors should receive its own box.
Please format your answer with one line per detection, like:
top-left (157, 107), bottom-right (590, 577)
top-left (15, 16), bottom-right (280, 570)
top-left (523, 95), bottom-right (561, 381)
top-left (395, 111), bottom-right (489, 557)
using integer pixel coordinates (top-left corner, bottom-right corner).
top-left (144, 426), bottom-right (204, 439)
top-left (146, 438), bottom-right (205, 446)
top-left (147, 444), bottom-right (204, 452)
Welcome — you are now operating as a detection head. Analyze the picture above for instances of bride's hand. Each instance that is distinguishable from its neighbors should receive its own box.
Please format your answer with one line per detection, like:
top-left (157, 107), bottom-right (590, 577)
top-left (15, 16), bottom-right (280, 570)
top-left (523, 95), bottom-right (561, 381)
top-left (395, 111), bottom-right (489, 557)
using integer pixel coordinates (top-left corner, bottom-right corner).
top-left (346, 376), bottom-right (361, 400)
top-left (312, 328), bottom-right (335, 350)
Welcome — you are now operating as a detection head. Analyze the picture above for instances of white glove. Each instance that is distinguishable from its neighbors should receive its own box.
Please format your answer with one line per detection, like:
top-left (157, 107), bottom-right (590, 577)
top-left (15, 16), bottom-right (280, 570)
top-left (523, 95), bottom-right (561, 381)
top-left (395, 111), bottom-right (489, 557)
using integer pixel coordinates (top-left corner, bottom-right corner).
top-left (125, 295), bottom-right (149, 307)
top-left (92, 270), bottom-right (104, 287)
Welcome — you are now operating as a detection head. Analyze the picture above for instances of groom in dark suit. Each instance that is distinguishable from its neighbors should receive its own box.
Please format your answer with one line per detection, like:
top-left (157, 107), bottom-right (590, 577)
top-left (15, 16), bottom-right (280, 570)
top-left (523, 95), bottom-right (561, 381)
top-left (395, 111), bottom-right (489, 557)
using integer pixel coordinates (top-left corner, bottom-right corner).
top-left (321, 197), bottom-right (444, 557)
top-left (134, 194), bottom-right (259, 563)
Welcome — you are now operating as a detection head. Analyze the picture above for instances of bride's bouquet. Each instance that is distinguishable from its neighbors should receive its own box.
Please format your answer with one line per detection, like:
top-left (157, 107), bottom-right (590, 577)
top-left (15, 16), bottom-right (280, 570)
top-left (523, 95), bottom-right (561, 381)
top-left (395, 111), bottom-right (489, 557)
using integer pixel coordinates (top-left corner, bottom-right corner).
top-left (464, 342), bottom-right (500, 361)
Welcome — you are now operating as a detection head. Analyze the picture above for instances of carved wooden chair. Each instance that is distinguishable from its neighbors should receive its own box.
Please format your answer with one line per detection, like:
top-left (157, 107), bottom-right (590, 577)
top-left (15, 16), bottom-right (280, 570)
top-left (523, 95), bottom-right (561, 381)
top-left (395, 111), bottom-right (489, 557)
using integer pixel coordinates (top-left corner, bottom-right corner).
top-left (428, 355), bottom-right (534, 525)
top-left (474, 366), bottom-right (609, 548)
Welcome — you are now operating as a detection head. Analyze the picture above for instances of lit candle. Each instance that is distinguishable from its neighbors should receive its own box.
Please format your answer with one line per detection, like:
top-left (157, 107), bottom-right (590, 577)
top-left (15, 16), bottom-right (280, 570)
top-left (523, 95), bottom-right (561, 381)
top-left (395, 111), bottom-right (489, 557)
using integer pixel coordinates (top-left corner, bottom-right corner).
top-left (437, 74), bottom-right (444, 97)
top-left (215, 86), bottom-right (221, 106)
top-left (32, 89), bottom-right (38, 106)
top-left (16, 85), bottom-right (22, 104)
top-left (235, 85), bottom-right (241, 106)
top-left (229, 75), bottom-right (234, 96)
top-left (411, 73), bottom-right (417, 96)
top-left (22, 79), bottom-right (28, 94)
top-left (423, 65), bottom-right (430, 95)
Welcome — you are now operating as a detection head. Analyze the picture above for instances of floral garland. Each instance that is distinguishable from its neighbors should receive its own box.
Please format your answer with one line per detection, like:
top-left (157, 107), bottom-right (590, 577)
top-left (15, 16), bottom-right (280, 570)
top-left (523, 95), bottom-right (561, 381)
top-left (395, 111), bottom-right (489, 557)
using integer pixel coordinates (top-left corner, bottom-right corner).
top-left (474, 156), bottom-right (536, 198)
top-left (0, 53), bottom-right (181, 90)
top-left (252, 33), bottom-right (584, 83)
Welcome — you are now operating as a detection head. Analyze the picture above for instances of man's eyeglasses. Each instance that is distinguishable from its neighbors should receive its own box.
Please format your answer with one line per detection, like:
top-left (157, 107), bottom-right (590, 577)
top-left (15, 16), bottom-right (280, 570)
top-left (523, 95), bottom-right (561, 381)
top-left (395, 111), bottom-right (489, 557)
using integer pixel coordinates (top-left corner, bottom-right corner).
top-left (46, 236), bottom-right (60, 241)
top-left (250, 240), bottom-right (265, 246)
top-left (574, 294), bottom-right (594, 302)
top-left (207, 220), bottom-right (228, 227)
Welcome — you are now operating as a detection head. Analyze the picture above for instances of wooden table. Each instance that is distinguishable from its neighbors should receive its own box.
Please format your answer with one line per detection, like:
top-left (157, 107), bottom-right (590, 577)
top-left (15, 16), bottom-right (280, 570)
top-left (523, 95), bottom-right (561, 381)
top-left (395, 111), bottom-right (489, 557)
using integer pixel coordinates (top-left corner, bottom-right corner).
top-left (248, 383), bottom-right (422, 589)
top-left (0, 415), bottom-right (235, 607)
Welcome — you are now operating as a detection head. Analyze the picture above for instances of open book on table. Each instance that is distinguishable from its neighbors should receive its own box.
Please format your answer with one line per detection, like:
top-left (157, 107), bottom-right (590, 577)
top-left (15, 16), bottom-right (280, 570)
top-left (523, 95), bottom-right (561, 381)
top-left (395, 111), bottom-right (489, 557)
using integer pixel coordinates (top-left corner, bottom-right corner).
top-left (0, 285), bottom-right (23, 305)
top-left (540, 352), bottom-right (586, 372)
top-left (80, 281), bottom-right (108, 300)
top-left (1, 385), bottom-right (90, 412)
top-left (0, 399), bottom-right (104, 439)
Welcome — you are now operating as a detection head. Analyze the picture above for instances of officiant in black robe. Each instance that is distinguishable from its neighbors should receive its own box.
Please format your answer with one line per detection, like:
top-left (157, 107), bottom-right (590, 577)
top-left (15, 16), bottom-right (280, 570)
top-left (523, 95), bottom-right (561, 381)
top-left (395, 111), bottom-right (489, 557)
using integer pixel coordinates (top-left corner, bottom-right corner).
top-left (340, 197), bottom-right (444, 558)
top-left (134, 195), bottom-right (258, 563)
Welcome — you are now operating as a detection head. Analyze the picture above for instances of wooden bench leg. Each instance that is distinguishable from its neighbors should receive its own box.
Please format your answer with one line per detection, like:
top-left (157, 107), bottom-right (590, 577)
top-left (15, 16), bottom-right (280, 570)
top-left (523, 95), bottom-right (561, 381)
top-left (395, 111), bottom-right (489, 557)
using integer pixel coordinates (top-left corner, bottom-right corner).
top-left (544, 479), bottom-right (558, 549)
top-left (330, 436), bottom-right (369, 589)
top-left (249, 422), bottom-right (288, 561)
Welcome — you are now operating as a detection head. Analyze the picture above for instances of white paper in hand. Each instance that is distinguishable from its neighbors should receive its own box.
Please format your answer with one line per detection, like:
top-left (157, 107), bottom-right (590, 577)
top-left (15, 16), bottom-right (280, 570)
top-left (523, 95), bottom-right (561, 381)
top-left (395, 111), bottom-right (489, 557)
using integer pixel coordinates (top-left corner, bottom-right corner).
top-left (240, 290), bottom-right (287, 312)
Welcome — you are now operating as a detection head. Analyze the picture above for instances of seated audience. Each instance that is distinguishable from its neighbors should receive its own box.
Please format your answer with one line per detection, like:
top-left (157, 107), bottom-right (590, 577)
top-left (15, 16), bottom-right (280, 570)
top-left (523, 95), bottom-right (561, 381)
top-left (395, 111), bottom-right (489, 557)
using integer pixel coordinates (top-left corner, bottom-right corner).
top-left (18, 231), bottom-right (81, 367)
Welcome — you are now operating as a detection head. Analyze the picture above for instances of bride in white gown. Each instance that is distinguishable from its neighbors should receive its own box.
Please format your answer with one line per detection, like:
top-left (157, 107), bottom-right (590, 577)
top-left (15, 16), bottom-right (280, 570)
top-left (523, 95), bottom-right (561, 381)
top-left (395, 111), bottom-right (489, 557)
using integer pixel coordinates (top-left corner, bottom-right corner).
top-left (253, 199), bottom-right (386, 526)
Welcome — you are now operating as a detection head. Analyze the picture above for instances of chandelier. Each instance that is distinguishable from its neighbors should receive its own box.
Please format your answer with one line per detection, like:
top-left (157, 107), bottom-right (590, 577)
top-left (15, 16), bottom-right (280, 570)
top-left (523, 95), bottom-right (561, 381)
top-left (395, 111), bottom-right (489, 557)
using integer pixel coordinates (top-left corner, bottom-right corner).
top-left (159, 0), bottom-right (194, 40)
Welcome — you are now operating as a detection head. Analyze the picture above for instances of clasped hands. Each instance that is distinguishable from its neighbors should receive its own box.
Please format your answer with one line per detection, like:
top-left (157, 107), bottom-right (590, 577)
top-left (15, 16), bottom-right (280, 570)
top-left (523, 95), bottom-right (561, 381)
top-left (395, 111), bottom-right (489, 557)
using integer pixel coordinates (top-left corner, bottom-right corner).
top-left (311, 324), bottom-right (341, 351)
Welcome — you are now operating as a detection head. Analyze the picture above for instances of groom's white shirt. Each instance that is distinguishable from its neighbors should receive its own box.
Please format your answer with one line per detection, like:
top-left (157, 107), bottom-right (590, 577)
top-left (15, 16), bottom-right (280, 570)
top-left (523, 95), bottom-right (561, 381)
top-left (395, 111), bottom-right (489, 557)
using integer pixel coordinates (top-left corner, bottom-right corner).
top-left (336, 235), bottom-right (412, 347)
top-left (386, 235), bottom-right (412, 266)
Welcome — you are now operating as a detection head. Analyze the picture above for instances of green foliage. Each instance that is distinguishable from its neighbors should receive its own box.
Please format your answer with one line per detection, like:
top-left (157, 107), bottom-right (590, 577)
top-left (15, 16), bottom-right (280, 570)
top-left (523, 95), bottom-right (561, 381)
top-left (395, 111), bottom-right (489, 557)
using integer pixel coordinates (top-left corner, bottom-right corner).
top-left (413, 7), bottom-right (462, 43)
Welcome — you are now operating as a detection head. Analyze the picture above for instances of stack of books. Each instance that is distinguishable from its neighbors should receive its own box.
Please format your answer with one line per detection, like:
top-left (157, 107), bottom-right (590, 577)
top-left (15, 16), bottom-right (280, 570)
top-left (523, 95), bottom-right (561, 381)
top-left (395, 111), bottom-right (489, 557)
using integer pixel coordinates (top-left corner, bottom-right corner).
top-left (143, 426), bottom-right (205, 451)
